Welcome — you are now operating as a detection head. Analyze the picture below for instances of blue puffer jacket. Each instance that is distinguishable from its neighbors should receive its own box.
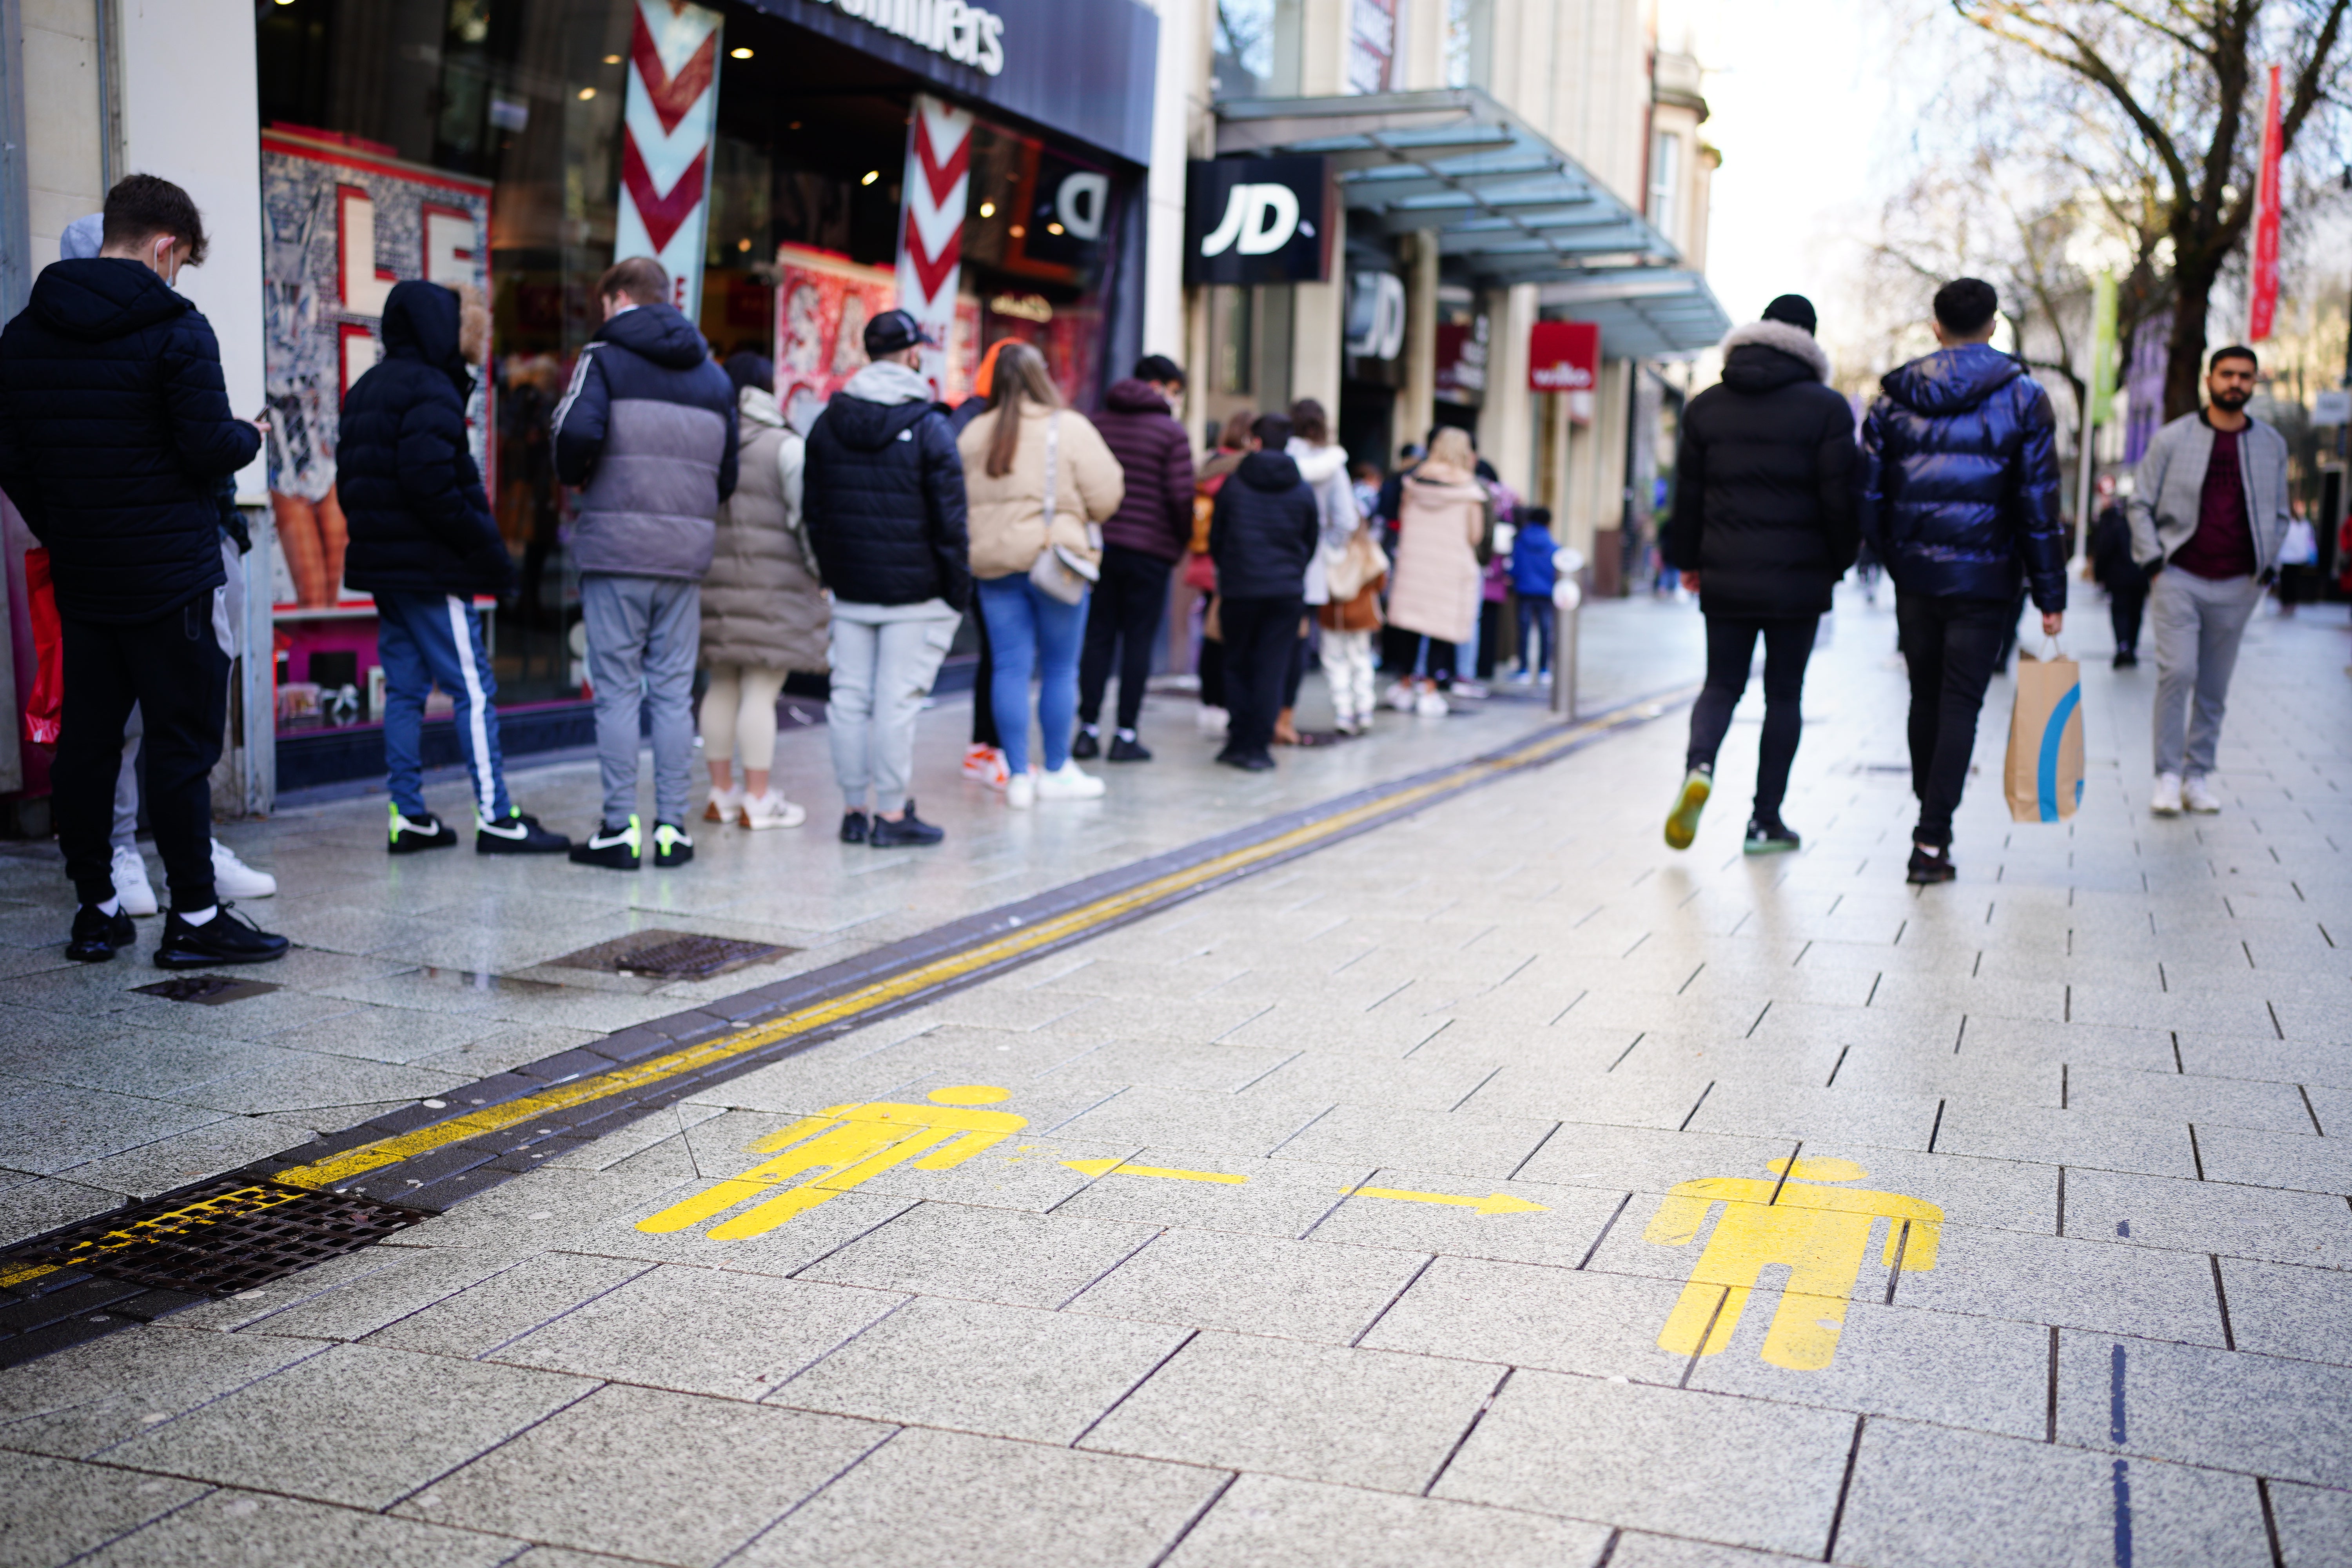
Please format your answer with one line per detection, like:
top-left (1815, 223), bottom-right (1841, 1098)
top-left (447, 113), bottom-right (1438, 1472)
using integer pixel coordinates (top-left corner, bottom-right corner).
top-left (0, 258), bottom-right (259, 623)
top-left (552, 302), bottom-right (737, 580)
top-left (1859, 343), bottom-right (2067, 611)
top-left (338, 281), bottom-right (512, 597)
top-left (802, 362), bottom-right (971, 610)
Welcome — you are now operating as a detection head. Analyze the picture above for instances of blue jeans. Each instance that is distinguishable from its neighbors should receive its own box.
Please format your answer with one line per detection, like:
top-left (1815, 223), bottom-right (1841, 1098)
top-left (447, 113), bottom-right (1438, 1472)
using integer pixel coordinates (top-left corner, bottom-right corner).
top-left (1515, 596), bottom-right (1555, 673)
top-left (376, 590), bottom-right (513, 822)
top-left (976, 574), bottom-right (1087, 776)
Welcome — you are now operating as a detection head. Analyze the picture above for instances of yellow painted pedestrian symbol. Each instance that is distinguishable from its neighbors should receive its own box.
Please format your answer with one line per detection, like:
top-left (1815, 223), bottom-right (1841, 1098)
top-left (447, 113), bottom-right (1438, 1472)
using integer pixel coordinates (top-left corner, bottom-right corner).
top-left (1644, 1157), bottom-right (1942, 1371)
top-left (639, 1086), bottom-right (1025, 1240)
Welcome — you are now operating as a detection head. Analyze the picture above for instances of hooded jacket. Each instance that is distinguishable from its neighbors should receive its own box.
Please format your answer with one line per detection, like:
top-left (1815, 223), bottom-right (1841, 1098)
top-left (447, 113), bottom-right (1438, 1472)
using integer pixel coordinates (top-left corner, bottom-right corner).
top-left (1859, 342), bottom-right (2067, 611)
top-left (1286, 438), bottom-right (1361, 606)
top-left (1092, 379), bottom-right (1196, 563)
top-left (701, 385), bottom-right (828, 671)
top-left (802, 360), bottom-right (972, 609)
top-left (1387, 463), bottom-right (1486, 645)
top-left (0, 257), bottom-right (259, 623)
top-left (552, 301), bottom-right (737, 580)
top-left (1208, 450), bottom-right (1319, 600)
top-left (338, 281), bottom-right (511, 598)
top-left (1667, 319), bottom-right (1858, 619)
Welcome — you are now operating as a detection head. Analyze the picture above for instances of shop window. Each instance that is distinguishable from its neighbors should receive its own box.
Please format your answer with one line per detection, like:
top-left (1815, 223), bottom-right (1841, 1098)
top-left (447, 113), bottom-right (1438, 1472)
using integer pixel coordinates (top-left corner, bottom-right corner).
top-left (1213, 0), bottom-right (1304, 98)
top-left (1648, 131), bottom-right (1681, 244)
top-left (1347, 0), bottom-right (1398, 94)
top-left (1445, 0), bottom-right (1492, 90)
top-left (1211, 286), bottom-right (1254, 396)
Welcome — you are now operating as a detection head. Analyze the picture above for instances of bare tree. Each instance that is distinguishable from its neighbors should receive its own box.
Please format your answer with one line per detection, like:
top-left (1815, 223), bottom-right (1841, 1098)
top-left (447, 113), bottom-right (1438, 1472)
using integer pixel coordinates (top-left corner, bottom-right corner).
top-left (1953, 0), bottom-right (2351, 419)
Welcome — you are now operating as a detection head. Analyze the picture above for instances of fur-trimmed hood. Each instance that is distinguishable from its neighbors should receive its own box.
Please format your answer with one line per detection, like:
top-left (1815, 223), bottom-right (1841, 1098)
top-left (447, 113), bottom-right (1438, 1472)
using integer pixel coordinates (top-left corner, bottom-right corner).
top-left (1719, 318), bottom-right (1831, 390)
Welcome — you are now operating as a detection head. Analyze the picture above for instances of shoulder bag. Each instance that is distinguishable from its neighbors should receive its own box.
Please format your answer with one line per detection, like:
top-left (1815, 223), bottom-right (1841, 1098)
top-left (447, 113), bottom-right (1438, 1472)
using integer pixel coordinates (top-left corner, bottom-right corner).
top-left (1029, 411), bottom-right (1101, 605)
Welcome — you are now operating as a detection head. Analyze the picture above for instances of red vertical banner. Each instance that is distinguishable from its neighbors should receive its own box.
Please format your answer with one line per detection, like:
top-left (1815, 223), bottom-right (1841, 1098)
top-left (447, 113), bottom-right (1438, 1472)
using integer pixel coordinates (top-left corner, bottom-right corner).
top-left (2249, 62), bottom-right (2282, 342)
top-left (615, 0), bottom-right (724, 314)
top-left (897, 94), bottom-right (974, 401)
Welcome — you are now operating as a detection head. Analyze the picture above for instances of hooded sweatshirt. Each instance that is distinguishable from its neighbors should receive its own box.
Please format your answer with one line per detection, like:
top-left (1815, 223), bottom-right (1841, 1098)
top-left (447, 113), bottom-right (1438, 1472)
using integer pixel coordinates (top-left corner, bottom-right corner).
top-left (338, 279), bottom-right (512, 598)
top-left (802, 359), bottom-right (971, 609)
top-left (1208, 450), bottom-right (1319, 600)
top-left (1286, 437), bottom-right (1361, 606)
top-left (552, 301), bottom-right (737, 580)
top-left (1666, 318), bottom-right (1858, 619)
top-left (0, 257), bottom-right (259, 622)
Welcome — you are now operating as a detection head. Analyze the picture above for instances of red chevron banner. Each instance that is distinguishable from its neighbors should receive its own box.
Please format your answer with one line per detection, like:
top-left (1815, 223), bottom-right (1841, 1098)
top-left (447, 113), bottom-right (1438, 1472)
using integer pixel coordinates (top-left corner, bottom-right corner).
top-left (615, 0), bottom-right (723, 314)
top-left (897, 94), bottom-right (974, 399)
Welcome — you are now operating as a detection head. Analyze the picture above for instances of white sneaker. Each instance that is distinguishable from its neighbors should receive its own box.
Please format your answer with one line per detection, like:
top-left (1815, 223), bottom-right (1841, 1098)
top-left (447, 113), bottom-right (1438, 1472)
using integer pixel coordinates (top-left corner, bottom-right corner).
top-left (2151, 772), bottom-right (2183, 816)
top-left (111, 843), bottom-right (158, 917)
top-left (211, 839), bottom-right (276, 899)
top-left (1451, 679), bottom-right (1489, 701)
top-left (1005, 773), bottom-right (1036, 809)
top-left (1385, 681), bottom-right (1417, 713)
top-left (1195, 706), bottom-right (1229, 737)
top-left (961, 745), bottom-right (1008, 789)
top-left (1036, 761), bottom-right (1106, 801)
top-left (1415, 689), bottom-right (1450, 717)
top-left (2182, 775), bottom-right (2222, 813)
top-left (702, 784), bottom-right (744, 824)
top-left (739, 791), bottom-right (807, 830)
top-left (1509, 668), bottom-right (1534, 684)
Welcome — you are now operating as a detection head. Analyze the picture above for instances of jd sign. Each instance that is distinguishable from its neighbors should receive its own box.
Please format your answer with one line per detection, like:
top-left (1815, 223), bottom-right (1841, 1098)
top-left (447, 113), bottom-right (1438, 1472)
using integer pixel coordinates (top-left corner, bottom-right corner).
top-left (1186, 155), bottom-right (1330, 285)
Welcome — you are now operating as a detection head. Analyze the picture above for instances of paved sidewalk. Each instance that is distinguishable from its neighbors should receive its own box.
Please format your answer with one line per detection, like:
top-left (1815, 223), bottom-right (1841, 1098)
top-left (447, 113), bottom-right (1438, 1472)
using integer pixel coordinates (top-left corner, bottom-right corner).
top-left (4, 587), bottom-right (2349, 1566)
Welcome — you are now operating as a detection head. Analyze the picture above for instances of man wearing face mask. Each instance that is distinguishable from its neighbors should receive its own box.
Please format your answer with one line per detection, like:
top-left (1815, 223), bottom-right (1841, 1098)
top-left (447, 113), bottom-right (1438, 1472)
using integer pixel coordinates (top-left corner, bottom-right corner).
top-left (0, 175), bottom-right (287, 967)
top-left (2126, 346), bottom-right (2288, 818)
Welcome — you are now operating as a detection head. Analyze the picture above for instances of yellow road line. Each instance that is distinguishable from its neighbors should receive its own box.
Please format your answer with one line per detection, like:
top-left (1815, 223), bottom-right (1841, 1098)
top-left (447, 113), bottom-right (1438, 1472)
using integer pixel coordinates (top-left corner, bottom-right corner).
top-left (0, 1261), bottom-right (60, 1290)
top-left (1061, 1158), bottom-right (1249, 1185)
top-left (276, 702), bottom-right (1666, 1195)
top-left (1348, 1185), bottom-right (1550, 1216)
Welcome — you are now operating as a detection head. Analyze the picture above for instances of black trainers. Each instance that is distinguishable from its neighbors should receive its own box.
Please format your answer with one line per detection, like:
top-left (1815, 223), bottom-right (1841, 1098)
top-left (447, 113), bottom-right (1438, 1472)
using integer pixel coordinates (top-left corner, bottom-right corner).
top-left (1070, 726), bottom-right (1102, 760)
top-left (476, 810), bottom-right (570, 855)
top-left (388, 806), bottom-right (458, 855)
top-left (1215, 749), bottom-right (1276, 772)
top-left (1906, 844), bottom-right (1957, 885)
top-left (869, 809), bottom-right (945, 848)
top-left (1108, 733), bottom-right (1152, 763)
top-left (569, 816), bottom-right (641, 871)
top-left (653, 821), bottom-right (694, 868)
top-left (154, 903), bottom-right (289, 969)
top-left (839, 809), bottom-right (869, 844)
top-left (66, 904), bottom-right (136, 963)
top-left (1744, 817), bottom-right (1801, 855)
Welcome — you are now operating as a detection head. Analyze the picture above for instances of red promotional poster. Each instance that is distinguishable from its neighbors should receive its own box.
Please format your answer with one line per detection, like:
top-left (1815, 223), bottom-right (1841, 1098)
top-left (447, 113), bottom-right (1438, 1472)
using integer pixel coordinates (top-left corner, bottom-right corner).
top-left (773, 243), bottom-right (902, 436)
top-left (2249, 62), bottom-right (2282, 342)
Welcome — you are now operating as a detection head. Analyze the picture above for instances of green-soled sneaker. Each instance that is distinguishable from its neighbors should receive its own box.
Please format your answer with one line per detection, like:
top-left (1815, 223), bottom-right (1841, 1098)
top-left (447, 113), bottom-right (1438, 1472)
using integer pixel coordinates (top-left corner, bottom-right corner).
top-left (1744, 817), bottom-right (1801, 855)
top-left (1664, 768), bottom-right (1712, 851)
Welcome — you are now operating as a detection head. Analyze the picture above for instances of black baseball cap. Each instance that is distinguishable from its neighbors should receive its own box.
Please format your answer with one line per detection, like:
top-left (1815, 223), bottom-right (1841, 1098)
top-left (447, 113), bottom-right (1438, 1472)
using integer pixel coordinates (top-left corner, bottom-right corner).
top-left (864, 308), bottom-right (936, 358)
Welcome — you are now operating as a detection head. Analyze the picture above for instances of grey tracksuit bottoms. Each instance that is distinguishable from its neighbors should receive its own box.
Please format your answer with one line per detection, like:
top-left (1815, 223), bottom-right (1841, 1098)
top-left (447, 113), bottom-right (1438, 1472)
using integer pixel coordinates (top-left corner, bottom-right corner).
top-left (582, 573), bottom-right (700, 827)
top-left (2149, 568), bottom-right (2261, 779)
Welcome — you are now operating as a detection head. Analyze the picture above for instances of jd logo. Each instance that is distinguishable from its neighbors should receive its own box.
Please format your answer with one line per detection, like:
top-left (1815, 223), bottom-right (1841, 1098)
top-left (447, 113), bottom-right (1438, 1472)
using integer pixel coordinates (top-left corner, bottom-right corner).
top-left (1199, 183), bottom-right (1313, 258)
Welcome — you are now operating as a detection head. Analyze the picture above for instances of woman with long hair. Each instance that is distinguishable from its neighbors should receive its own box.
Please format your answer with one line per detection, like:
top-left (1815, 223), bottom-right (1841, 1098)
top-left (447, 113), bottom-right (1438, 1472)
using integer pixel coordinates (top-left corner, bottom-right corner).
top-left (955, 342), bottom-right (1125, 808)
top-left (1383, 426), bottom-right (1487, 715)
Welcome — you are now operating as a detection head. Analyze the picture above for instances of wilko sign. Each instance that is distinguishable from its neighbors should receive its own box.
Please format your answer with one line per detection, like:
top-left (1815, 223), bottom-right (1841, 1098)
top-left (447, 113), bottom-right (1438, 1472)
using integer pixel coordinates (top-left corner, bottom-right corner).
top-left (1529, 319), bottom-right (1600, 391)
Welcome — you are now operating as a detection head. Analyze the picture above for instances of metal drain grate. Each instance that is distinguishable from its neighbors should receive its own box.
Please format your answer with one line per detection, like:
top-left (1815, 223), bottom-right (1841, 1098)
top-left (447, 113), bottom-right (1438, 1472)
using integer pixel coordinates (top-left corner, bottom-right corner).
top-left (134, 974), bottom-right (281, 1005)
top-left (16, 1180), bottom-right (425, 1296)
top-left (548, 928), bottom-right (792, 981)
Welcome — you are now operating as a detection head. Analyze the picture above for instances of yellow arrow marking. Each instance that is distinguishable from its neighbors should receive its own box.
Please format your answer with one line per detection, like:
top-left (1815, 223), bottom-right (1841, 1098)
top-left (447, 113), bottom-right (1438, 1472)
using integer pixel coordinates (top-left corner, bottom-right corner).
top-left (1349, 1186), bottom-right (1551, 1216)
top-left (263, 695), bottom-right (1682, 1196)
top-left (1062, 1158), bottom-right (1248, 1185)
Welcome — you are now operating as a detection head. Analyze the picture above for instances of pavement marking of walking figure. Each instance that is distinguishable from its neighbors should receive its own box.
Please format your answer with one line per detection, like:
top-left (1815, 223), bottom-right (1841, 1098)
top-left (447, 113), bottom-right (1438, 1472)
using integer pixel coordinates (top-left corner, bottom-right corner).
top-left (1644, 1156), bottom-right (1943, 1371)
top-left (638, 1086), bottom-right (1025, 1240)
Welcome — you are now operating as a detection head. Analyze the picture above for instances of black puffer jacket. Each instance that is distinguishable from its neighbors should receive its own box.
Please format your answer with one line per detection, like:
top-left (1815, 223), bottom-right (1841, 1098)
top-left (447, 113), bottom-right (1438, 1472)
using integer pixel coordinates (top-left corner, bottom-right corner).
top-left (1208, 450), bottom-right (1319, 599)
top-left (1667, 320), bottom-right (1858, 618)
top-left (802, 363), bottom-right (971, 609)
top-left (1860, 343), bottom-right (2067, 611)
top-left (338, 281), bottom-right (512, 597)
top-left (0, 258), bottom-right (259, 623)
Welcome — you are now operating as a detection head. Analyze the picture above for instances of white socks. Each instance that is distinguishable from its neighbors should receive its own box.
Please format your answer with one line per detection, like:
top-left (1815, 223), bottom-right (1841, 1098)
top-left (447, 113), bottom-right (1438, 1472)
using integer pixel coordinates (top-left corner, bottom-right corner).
top-left (96, 897), bottom-right (121, 916)
top-left (1116, 728), bottom-right (1137, 742)
top-left (179, 905), bottom-right (218, 926)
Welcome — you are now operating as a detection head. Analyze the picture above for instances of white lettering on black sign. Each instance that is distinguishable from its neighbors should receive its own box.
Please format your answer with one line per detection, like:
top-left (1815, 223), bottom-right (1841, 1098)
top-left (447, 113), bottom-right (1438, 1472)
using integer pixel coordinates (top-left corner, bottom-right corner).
top-left (820, 0), bottom-right (1006, 76)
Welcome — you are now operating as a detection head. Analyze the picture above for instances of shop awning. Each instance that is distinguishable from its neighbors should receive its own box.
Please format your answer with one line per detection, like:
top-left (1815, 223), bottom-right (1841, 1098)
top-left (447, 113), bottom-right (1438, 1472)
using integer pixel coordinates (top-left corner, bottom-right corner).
top-left (1214, 88), bottom-right (1729, 355)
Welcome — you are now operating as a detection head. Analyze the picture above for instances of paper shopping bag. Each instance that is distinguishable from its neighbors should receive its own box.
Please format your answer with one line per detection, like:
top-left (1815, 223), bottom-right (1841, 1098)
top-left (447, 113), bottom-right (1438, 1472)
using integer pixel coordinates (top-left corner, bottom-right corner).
top-left (2005, 651), bottom-right (2084, 822)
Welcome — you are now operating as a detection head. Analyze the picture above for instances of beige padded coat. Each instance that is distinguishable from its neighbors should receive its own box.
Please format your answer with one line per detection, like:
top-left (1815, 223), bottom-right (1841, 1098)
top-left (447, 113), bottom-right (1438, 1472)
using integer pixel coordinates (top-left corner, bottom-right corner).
top-left (699, 386), bottom-right (828, 671)
top-left (956, 403), bottom-right (1125, 580)
top-left (1385, 463), bottom-right (1487, 645)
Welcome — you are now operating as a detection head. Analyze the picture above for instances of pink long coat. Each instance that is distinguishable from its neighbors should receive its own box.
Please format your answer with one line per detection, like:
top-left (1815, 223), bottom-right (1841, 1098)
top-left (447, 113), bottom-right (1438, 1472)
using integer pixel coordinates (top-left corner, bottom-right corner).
top-left (1386, 466), bottom-right (1487, 645)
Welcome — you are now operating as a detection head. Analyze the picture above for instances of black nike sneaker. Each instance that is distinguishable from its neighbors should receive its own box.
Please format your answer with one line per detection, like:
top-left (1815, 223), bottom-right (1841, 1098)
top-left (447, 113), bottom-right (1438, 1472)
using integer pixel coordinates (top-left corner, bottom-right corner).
top-left (1108, 733), bottom-right (1152, 762)
top-left (652, 820), bottom-right (694, 868)
top-left (1907, 844), bottom-right (1957, 885)
top-left (1070, 726), bottom-right (1102, 760)
top-left (476, 809), bottom-right (571, 855)
top-left (66, 904), bottom-right (136, 963)
top-left (569, 816), bottom-right (641, 871)
top-left (388, 807), bottom-right (458, 855)
top-left (839, 809), bottom-right (869, 844)
top-left (154, 903), bottom-right (289, 968)
top-left (1744, 817), bottom-right (1801, 855)
top-left (869, 808), bottom-right (945, 848)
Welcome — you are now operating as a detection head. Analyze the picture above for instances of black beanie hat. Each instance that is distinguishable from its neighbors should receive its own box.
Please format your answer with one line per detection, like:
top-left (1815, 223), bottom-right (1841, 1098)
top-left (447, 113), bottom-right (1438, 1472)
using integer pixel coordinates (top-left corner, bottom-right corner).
top-left (1762, 294), bottom-right (1818, 336)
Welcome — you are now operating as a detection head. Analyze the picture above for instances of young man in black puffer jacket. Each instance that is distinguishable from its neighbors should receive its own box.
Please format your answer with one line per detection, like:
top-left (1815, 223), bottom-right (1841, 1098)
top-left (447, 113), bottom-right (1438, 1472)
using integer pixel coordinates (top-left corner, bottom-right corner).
top-left (801, 309), bottom-right (971, 848)
top-left (0, 176), bottom-right (287, 968)
top-left (341, 279), bottom-right (568, 858)
top-left (1208, 412), bottom-right (1319, 773)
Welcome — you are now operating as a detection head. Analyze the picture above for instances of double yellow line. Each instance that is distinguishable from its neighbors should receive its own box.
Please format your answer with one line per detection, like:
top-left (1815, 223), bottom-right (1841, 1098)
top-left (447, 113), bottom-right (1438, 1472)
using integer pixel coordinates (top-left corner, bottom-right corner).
top-left (272, 701), bottom-right (1666, 1197)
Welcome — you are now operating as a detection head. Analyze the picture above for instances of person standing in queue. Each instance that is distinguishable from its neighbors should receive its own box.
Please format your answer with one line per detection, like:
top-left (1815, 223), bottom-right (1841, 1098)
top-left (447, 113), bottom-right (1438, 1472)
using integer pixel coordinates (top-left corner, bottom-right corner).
top-left (1074, 355), bottom-right (1193, 764)
top-left (1661, 294), bottom-right (1857, 855)
top-left (1207, 412), bottom-right (1319, 771)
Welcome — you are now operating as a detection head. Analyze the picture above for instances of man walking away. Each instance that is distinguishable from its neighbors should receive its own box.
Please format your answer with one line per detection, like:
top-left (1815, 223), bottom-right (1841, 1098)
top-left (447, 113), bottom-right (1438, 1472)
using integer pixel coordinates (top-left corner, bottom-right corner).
top-left (802, 309), bottom-right (970, 846)
top-left (1662, 294), bottom-right (1857, 855)
top-left (1208, 412), bottom-right (1319, 771)
top-left (2127, 346), bottom-right (2287, 817)
top-left (1077, 354), bottom-right (1194, 762)
top-left (553, 257), bottom-right (737, 871)
top-left (1860, 278), bottom-right (2066, 884)
top-left (2086, 473), bottom-right (2147, 668)
top-left (0, 175), bottom-right (287, 965)
top-left (342, 280), bottom-right (568, 857)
